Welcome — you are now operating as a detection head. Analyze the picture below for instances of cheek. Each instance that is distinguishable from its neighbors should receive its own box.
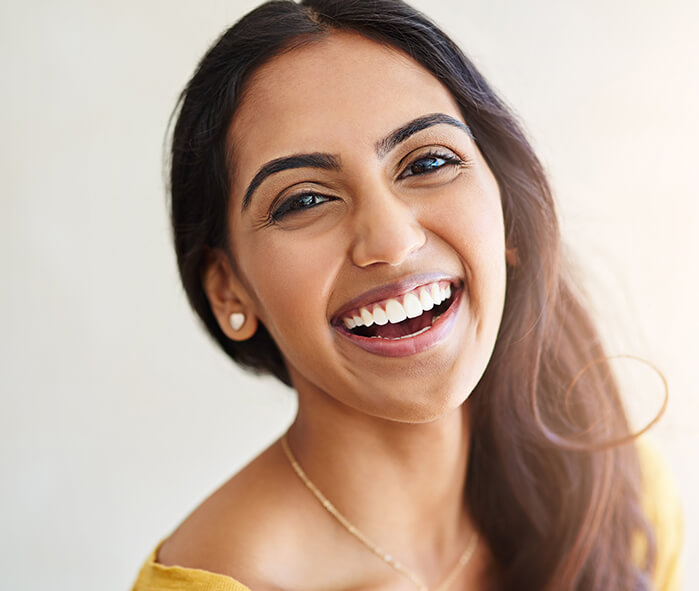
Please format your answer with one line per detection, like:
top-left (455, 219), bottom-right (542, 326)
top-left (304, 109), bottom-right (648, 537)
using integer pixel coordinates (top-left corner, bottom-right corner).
top-left (433, 170), bottom-right (506, 263)
top-left (239, 233), bottom-right (342, 343)
top-left (429, 171), bottom-right (507, 312)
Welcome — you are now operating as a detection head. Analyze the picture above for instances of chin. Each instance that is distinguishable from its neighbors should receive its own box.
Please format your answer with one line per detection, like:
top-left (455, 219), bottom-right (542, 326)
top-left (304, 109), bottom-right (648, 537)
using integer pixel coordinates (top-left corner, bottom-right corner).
top-left (358, 380), bottom-right (473, 424)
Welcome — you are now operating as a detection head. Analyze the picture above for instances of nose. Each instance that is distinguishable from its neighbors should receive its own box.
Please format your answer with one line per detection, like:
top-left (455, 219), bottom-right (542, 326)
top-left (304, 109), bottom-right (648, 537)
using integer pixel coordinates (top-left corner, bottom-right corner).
top-left (349, 186), bottom-right (427, 268)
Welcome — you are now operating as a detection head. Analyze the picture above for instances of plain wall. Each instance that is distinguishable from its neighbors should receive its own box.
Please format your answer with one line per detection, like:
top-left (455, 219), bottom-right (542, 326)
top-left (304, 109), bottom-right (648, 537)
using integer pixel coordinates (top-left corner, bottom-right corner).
top-left (1, 0), bottom-right (697, 588)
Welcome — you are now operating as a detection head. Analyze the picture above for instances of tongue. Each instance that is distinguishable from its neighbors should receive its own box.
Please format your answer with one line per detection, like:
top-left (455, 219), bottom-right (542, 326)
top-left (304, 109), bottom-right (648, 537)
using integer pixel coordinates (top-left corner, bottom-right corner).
top-left (368, 312), bottom-right (433, 339)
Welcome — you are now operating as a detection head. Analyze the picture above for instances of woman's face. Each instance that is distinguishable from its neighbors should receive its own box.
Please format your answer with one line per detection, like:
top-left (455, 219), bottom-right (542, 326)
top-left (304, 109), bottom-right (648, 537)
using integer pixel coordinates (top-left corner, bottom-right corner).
top-left (225, 32), bottom-right (507, 422)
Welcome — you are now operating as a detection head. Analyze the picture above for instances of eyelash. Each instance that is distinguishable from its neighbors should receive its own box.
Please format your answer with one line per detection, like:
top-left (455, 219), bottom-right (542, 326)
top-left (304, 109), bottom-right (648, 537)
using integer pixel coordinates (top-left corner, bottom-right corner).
top-left (397, 151), bottom-right (464, 179)
top-left (270, 192), bottom-right (333, 221)
top-left (269, 150), bottom-right (464, 222)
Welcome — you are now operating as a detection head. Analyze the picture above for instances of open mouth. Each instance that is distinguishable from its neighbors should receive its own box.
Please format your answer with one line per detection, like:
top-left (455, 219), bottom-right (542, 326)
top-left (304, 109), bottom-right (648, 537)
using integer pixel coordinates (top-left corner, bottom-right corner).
top-left (335, 280), bottom-right (460, 341)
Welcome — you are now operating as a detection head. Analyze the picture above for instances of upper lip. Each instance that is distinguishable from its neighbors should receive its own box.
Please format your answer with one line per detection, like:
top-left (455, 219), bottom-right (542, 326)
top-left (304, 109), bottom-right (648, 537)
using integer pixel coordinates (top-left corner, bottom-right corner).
top-left (330, 273), bottom-right (461, 323)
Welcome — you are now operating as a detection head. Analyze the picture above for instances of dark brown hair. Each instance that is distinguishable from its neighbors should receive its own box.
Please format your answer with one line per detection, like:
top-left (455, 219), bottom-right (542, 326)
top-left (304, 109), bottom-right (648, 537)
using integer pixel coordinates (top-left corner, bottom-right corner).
top-left (168, 1), bottom-right (656, 588)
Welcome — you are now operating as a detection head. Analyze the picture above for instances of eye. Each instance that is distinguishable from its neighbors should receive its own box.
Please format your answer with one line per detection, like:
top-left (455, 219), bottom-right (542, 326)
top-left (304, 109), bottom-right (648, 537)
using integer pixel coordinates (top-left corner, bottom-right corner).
top-left (398, 151), bottom-right (464, 179)
top-left (271, 191), bottom-right (335, 221)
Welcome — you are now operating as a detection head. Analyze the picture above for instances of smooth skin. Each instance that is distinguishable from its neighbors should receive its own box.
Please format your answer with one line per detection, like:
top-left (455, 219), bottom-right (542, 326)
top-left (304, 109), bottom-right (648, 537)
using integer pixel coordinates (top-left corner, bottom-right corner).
top-left (160, 32), bottom-right (509, 591)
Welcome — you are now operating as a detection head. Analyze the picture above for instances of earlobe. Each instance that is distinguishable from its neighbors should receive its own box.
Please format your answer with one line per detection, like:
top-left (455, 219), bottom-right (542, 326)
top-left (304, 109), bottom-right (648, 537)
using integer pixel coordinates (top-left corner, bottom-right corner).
top-left (226, 310), bottom-right (258, 341)
top-left (201, 248), bottom-right (259, 341)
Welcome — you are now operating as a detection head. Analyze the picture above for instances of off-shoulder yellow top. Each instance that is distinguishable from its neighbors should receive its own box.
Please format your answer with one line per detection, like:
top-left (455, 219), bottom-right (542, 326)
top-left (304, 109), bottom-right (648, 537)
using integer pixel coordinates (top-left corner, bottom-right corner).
top-left (131, 440), bottom-right (683, 591)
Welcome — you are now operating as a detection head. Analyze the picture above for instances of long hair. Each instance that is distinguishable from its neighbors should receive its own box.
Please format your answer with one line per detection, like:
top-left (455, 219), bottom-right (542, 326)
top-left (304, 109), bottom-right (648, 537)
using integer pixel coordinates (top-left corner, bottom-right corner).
top-left (168, 1), bottom-right (656, 588)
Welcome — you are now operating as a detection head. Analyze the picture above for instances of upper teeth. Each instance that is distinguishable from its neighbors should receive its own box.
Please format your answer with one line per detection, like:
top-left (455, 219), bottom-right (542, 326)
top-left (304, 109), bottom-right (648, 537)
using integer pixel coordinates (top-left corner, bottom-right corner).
top-left (342, 282), bottom-right (453, 330)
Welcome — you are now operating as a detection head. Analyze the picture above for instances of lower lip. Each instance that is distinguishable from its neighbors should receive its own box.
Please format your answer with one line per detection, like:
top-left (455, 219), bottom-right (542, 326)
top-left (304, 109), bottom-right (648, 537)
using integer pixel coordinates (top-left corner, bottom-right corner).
top-left (333, 288), bottom-right (463, 358)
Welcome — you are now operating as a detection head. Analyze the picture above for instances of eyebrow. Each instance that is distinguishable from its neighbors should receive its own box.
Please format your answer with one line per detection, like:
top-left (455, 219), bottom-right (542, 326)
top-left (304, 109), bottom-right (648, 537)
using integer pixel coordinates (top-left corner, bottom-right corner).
top-left (376, 113), bottom-right (473, 158)
top-left (241, 112), bottom-right (473, 211)
top-left (241, 153), bottom-right (340, 211)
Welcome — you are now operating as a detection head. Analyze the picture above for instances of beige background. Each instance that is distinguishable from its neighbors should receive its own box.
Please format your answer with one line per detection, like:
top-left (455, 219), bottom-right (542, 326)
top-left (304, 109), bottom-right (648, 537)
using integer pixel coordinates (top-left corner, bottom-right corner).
top-left (1, 0), bottom-right (696, 588)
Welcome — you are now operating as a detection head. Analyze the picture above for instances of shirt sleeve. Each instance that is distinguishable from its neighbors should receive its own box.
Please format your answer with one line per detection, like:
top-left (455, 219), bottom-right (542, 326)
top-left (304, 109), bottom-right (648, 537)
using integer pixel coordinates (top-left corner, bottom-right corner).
top-left (130, 541), bottom-right (252, 591)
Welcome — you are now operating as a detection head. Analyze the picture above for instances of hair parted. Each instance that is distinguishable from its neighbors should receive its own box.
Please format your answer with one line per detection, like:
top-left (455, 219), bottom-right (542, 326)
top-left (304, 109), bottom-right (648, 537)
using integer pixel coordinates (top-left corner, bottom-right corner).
top-left (168, 1), bottom-right (656, 588)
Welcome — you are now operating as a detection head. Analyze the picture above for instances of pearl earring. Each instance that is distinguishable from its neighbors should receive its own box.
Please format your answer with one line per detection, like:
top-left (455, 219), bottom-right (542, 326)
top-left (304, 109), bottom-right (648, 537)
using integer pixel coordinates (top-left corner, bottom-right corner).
top-left (229, 312), bottom-right (246, 331)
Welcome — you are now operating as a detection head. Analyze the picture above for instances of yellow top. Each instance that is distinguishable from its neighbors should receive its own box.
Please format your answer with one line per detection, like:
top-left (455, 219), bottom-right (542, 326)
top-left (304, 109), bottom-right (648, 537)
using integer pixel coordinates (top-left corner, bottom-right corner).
top-left (632, 439), bottom-right (684, 590)
top-left (131, 440), bottom-right (683, 591)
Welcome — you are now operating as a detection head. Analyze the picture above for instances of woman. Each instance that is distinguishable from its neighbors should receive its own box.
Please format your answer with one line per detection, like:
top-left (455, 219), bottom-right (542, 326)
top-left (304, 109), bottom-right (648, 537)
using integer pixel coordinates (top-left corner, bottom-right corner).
top-left (132, 1), bottom-right (682, 589)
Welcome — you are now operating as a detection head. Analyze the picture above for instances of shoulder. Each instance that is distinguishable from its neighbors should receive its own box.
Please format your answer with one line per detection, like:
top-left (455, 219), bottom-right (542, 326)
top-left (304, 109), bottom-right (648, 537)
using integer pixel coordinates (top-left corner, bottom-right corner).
top-left (154, 438), bottom-right (381, 591)
top-left (634, 437), bottom-right (684, 591)
top-left (156, 439), bottom-right (307, 590)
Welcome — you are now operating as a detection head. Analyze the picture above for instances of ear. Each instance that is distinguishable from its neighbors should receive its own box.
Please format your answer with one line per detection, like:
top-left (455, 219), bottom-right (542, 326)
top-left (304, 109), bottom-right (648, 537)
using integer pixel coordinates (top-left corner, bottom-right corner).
top-left (505, 245), bottom-right (520, 267)
top-left (201, 248), bottom-right (259, 341)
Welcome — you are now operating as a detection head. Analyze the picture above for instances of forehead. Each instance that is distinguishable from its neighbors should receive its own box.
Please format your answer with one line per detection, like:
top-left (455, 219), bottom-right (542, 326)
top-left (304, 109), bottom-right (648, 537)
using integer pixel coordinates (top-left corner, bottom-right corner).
top-left (228, 32), bottom-right (463, 181)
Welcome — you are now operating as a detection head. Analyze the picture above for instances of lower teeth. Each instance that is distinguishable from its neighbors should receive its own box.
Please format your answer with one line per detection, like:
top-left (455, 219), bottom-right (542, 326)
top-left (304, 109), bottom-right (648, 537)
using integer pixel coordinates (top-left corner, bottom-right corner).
top-left (375, 325), bottom-right (432, 340)
top-left (369, 313), bottom-right (441, 340)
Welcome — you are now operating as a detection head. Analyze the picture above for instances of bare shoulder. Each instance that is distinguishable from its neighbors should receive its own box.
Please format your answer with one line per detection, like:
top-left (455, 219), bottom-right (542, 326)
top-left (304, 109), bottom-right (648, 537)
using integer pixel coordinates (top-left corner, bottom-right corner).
top-left (157, 437), bottom-right (313, 589)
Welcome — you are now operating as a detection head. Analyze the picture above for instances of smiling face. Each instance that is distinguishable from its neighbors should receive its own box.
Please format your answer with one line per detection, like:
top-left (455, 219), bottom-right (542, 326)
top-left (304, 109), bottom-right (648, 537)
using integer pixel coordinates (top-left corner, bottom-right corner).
top-left (211, 32), bottom-right (507, 422)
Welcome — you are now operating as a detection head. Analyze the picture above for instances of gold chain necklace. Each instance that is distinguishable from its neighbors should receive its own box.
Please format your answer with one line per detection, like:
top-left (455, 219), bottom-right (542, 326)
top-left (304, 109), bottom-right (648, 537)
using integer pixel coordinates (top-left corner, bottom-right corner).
top-left (281, 433), bottom-right (478, 591)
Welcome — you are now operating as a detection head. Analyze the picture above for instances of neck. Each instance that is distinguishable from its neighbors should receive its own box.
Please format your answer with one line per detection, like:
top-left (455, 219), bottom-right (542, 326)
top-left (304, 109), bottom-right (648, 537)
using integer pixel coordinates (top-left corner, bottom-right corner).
top-left (284, 382), bottom-right (473, 575)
